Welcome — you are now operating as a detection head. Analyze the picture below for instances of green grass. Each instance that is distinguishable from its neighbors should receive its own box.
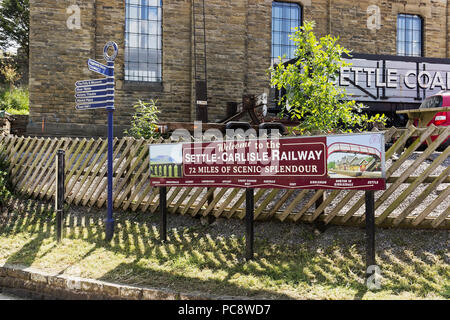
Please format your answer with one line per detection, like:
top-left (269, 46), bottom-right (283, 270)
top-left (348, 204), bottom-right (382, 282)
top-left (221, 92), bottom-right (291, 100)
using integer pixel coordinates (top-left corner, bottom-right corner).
top-left (0, 86), bottom-right (29, 115)
top-left (0, 195), bottom-right (448, 300)
top-left (4, 108), bottom-right (28, 115)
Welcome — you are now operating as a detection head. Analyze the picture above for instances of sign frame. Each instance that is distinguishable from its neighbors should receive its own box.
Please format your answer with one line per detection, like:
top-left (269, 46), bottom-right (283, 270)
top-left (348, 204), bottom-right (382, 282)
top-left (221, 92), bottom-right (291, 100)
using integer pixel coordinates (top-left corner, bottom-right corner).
top-left (149, 133), bottom-right (387, 191)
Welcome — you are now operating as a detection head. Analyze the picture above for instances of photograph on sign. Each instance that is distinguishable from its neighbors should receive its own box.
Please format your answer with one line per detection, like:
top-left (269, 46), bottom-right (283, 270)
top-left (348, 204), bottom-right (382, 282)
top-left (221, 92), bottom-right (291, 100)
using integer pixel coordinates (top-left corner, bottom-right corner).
top-left (149, 133), bottom-right (386, 190)
top-left (149, 144), bottom-right (183, 178)
top-left (326, 134), bottom-right (385, 179)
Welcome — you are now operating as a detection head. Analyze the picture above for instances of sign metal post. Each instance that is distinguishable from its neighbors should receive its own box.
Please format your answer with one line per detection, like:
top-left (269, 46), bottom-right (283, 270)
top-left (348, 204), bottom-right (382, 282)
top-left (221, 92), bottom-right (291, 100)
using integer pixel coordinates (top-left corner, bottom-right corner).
top-left (365, 190), bottom-right (376, 278)
top-left (75, 41), bottom-right (118, 241)
top-left (245, 188), bottom-right (255, 261)
top-left (106, 67), bottom-right (115, 241)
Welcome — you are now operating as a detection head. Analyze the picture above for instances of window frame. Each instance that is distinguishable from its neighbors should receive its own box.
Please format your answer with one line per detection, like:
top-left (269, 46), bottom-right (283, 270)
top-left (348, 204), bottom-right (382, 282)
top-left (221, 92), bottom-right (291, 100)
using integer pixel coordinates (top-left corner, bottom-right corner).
top-left (124, 0), bottom-right (163, 87)
top-left (396, 13), bottom-right (424, 58)
top-left (271, 1), bottom-right (303, 66)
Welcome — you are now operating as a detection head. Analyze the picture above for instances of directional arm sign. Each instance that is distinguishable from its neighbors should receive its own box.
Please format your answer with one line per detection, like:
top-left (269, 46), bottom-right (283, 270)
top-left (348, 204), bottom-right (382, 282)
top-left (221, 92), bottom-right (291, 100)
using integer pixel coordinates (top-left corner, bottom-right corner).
top-left (76, 96), bottom-right (114, 104)
top-left (76, 78), bottom-right (111, 87)
top-left (88, 59), bottom-right (113, 77)
top-left (75, 90), bottom-right (114, 98)
top-left (75, 45), bottom-right (116, 110)
top-left (76, 101), bottom-right (113, 110)
top-left (76, 84), bottom-right (113, 93)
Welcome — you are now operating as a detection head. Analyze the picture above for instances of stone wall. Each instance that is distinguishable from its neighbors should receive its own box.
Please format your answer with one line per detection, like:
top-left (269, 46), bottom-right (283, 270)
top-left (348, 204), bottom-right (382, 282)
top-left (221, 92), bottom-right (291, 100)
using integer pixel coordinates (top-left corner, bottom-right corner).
top-left (9, 115), bottom-right (29, 136)
top-left (0, 114), bottom-right (27, 136)
top-left (0, 116), bottom-right (10, 135)
top-left (27, 0), bottom-right (450, 137)
top-left (0, 263), bottom-right (246, 300)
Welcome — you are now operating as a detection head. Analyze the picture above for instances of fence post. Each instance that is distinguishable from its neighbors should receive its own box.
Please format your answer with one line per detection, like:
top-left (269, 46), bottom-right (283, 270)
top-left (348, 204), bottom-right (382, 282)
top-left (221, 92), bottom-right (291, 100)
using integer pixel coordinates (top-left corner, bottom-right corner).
top-left (55, 150), bottom-right (65, 242)
top-left (365, 190), bottom-right (376, 278)
top-left (245, 188), bottom-right (254, 261)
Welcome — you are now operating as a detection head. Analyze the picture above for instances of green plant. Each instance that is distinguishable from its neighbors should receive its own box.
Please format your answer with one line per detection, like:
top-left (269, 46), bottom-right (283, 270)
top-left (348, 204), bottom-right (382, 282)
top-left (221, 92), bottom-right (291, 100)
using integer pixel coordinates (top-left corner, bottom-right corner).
top-left (0, 154), bottom-right (12, 206)
top-left (0, 85), bottom-right (29, 114)
top-left (270, 21), bottom-right (386, 133)
top-left (125, 99), bottom-right (161, 139)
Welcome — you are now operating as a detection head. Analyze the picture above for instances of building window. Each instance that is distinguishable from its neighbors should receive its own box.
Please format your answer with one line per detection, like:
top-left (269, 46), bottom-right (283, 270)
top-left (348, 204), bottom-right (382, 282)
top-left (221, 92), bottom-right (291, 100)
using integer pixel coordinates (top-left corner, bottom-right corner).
top-left (397, 14), bottom-right (423, 57)
top-left (125, 0), bottom-right (162, 82)
top-left (271, 2), bottom-right (302, 65)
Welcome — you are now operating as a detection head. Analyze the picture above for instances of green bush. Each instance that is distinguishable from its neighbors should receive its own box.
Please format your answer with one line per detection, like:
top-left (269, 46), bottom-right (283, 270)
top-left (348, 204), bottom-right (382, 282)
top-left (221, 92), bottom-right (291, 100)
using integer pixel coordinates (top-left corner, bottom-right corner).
top-left (125, 99), bottom-right (161, 140)
top-left (0, 86), bottom-right (29, 114)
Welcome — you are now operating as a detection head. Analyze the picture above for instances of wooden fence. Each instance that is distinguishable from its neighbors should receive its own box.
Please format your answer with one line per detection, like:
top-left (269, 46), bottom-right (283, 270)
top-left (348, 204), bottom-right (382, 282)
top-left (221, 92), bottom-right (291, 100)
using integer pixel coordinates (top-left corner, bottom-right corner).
top-left (0, 125), bottom-right (449, 229)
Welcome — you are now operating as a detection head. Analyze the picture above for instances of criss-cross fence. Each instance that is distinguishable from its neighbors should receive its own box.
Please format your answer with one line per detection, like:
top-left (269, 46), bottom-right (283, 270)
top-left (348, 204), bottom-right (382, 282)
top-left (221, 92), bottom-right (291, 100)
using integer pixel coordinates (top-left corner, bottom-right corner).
top-left (0, 125), bottom-right (448, 229)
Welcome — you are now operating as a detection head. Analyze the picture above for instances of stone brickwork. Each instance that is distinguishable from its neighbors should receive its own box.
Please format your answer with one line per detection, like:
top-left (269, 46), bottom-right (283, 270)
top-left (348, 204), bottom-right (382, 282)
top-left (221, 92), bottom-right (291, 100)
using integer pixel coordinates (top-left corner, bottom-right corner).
top-left (0, 264), bottom-right (248, 300)
top-left (27, 0), bottom-right (450, 137)
top-left (0, 117), bottom-right (10, 135)
top-left (9, 115), bottom-right (29, 136)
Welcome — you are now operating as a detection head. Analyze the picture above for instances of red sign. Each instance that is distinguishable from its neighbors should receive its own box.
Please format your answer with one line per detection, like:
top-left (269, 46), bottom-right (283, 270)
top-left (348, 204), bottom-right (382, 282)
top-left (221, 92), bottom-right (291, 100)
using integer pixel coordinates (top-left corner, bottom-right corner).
top-left (149, 133), bottom-right (386, 190)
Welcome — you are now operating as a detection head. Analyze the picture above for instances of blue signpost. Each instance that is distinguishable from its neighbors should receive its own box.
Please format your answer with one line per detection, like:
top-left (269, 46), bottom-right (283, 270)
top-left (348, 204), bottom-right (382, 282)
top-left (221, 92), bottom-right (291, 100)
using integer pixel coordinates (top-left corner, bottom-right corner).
top-left (75, 41), bottom-right (118, 241)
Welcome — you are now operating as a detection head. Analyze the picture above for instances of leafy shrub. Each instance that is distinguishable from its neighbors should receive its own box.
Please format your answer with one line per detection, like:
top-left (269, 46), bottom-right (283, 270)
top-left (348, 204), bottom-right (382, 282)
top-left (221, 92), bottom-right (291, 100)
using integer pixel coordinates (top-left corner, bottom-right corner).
top-left (0, 86), bottom-right (29, 114)
top-left (125, 99), bottom-right (161, 140)
top-left (0, 64), bottom-right (20, 88)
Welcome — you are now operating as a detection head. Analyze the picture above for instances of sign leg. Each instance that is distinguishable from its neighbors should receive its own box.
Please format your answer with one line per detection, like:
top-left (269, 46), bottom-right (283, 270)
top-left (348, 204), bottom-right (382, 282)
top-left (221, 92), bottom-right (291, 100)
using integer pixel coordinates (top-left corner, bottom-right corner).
top-left (313, 192), bottom-right (327, 232)
top-left (160, 186), bottom-right (167, 242)
top-left (365, 190), bottom-right (376, 278)
top-left (245, 188), bottom-right (254, 261)
top-left (105, 108), bottom-right (115, 241)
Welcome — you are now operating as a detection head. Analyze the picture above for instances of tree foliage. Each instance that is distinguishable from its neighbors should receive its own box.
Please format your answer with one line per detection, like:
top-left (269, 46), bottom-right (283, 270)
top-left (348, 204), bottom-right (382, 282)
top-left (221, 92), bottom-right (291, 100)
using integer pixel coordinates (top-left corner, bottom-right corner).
top-left (0, 0), bottom-right (29, 58)
top-left (270, 21), bottom-right (386, 133)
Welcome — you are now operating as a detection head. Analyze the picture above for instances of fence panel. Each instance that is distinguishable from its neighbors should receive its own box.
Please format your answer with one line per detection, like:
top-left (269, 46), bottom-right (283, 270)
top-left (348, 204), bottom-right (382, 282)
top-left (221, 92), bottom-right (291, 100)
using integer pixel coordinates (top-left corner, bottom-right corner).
top-left (0, 126), bottom-right (448, 229)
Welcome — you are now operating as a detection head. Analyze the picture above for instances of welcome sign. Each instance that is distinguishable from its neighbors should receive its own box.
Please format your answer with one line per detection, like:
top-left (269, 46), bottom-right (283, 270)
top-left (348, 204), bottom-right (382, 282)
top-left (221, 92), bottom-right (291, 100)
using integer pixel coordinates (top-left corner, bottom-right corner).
top-left (149, 133), bottom-right (386, 191)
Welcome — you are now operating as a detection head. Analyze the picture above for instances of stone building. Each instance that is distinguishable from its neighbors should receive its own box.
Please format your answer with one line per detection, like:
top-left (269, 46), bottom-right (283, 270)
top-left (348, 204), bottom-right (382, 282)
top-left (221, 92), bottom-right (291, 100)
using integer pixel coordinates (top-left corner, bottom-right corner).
top-left (27, 0), bottom-right (450, 137)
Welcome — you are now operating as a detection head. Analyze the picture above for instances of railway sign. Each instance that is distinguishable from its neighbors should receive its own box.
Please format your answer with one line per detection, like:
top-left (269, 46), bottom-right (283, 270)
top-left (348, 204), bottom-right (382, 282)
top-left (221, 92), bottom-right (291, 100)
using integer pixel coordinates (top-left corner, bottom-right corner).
top-left (152, 131), bottom-right (386, 269)
top-left (149, 132), bottom-right (386, 191)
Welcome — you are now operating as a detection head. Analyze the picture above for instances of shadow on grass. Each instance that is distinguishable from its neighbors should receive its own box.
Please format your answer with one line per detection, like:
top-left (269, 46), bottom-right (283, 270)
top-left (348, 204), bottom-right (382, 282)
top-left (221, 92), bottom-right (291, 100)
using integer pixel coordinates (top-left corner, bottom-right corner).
top-left (0, 194), bottom-right (448, 299)
top-left (1, 194), bottom-right (55, 266)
